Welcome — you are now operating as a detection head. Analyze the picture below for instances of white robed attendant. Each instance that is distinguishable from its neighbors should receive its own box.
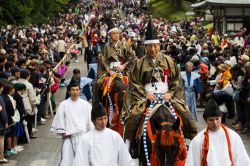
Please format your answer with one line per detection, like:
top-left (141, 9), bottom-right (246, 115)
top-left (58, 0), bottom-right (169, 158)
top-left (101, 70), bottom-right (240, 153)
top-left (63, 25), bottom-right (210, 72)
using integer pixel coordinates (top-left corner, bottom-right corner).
top-left (185, 98), bottom-right (250, 166)
top-left (51, 83), bottom-right (94, 166)
top-left (73, 103), bottom-right (135, 166)
top-left (186, 127), bottom-right (250, 166)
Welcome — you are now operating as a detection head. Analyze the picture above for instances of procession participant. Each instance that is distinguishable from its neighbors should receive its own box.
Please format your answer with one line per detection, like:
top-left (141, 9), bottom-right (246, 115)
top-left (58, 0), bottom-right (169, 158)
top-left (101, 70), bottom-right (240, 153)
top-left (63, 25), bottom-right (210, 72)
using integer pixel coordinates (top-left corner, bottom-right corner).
top-left (96, 18), bottom-right (136, 133)
top-left (185, 98), bottom-right (250, 166)
top-left (180, 62), bottom-right (202, 122)
top-left (51, 82), bottom-right (94, 166)
top-left (123, 19), bottom-right (197, 149)
top-left (97, 18), bottom-right (136, 87)
top-left (73, 102), bottom-right (135, 166)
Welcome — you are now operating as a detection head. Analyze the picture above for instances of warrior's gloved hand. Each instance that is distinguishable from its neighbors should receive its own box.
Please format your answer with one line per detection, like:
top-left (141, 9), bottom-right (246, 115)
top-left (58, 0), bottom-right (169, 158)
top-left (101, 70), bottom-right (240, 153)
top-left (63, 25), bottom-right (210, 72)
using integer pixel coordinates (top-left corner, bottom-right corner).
top-left (162, 93), bottom-right (172, 101)
top-left (146, 92), bottom-right (157, 101)
top-left (118, 64), bottom-right (125, 71)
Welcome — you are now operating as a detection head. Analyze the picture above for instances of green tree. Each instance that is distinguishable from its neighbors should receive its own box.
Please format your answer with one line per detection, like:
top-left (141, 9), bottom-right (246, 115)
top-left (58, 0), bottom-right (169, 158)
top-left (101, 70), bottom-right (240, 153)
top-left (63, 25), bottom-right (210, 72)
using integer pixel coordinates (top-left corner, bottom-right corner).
top-left (30, 0), bottom-right (70, 25)
top-left (0, 0), bottom-right (33, 25)
top-left (0, 0), bottom-right (70, 26)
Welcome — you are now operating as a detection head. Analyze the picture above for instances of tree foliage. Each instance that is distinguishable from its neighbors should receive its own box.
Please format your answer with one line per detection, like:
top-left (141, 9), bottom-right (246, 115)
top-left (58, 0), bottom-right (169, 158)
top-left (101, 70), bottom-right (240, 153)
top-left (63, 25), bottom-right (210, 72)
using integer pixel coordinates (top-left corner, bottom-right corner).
top-left (0, 0), bottom-right (70, 26)
top-left (170, 0), bottom-right (199, 9)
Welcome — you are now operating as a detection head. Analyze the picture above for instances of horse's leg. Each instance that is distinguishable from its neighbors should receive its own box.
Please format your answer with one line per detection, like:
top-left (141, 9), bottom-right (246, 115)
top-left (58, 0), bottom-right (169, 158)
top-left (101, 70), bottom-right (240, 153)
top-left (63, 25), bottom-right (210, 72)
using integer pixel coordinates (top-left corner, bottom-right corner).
top-left (139, 160), bottom-right (142, 166)
top-left (112, 78), bottom-right (126, 135)
top-left (113, 78), bottom-right (126, 111)
top-left (92, 82), bottom-right (99, 104)
top-left (157, 146), bottom-right (165, 166)
top-left (166, 143), bottom-right (179, 166)
top-left (138, 147), bottom-right (144, 166)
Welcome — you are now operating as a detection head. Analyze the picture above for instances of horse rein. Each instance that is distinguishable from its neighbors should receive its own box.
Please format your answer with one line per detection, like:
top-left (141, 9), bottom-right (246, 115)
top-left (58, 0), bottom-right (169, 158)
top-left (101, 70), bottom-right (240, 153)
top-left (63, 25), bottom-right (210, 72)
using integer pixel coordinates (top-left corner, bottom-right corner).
top-left (161, 121), bottom-right (174, 126)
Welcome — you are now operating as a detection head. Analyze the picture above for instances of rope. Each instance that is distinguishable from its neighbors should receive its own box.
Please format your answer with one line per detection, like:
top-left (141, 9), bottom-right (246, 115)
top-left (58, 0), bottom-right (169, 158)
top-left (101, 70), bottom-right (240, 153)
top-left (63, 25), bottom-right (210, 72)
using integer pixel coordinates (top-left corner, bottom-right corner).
top-left (167, 99), bottom-right (177, 120)
top-left (107, 78), bottom-right (114, 127)
top-left (143, 100), bottom-right (154, 166)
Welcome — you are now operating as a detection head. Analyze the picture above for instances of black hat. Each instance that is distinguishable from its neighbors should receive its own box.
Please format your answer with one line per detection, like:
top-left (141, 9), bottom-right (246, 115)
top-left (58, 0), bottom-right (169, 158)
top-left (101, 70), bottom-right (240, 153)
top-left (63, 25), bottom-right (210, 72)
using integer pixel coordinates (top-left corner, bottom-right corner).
top-left (11, 66), bottom-right (20, 75)
top-left (91, 102), bottom-right (107, 120)
top-left (67, 81), bottom-right (80, 91)
top-left (203, 98), bottom-right (222, 120)
top-left (73, 68), bottom-right (80, 74)
top-left (14, 83), bottom-right (26, 91)
top-left (144, 19), bottom-right (159, 45)
top-left (105, 18), bottom-right (118, 34)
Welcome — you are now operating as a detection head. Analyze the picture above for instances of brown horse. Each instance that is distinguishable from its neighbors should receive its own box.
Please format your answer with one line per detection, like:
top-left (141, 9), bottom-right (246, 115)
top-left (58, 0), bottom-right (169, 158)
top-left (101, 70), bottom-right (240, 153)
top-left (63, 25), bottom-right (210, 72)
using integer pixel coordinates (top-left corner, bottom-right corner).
top-left (138, 104), bottom-right (186, 166)
top-left (101, 74), bottom-right (128, 136)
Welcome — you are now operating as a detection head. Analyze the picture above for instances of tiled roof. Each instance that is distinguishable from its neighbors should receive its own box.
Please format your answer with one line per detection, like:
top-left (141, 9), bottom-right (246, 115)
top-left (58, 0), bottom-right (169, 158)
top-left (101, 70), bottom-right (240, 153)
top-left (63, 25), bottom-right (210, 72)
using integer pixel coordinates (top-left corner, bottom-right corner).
top-left (191, 0), bottom-right (250, 8)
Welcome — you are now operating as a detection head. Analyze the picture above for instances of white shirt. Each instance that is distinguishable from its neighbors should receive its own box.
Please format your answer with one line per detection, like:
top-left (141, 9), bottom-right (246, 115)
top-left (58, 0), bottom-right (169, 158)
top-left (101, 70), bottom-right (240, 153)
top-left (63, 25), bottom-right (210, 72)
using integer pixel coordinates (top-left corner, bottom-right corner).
top-left (56, 39), bottom-right (67, 52)
top-left (51, 98), bottom-right (94, 136)
top-left (185, 127), bottom-right (250, 166)
top-left (73, 128), bottom-right (135, 166)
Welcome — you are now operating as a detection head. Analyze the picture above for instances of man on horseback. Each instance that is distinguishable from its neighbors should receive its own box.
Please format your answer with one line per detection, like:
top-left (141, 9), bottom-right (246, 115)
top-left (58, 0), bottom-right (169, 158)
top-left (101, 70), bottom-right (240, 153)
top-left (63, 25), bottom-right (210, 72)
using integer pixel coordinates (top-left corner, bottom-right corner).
top-left (123, 18), bottom-right (197, 160)
top-left (97, 18), bottom-right (136, 81)
top-left (96, 18), bottom-right (136, 134)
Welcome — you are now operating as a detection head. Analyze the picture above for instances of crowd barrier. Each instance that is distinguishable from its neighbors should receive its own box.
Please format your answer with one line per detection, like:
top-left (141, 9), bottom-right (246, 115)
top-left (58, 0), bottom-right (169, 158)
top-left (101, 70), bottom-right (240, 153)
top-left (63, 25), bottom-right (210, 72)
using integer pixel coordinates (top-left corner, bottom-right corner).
top-left (44, 42), bottom-right (76, 118)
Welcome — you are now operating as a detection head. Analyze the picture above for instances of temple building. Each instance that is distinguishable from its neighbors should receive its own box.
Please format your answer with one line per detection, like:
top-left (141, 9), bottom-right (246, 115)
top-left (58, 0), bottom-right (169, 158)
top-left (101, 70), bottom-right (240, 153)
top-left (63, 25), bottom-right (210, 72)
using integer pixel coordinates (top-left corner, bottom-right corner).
top-left (191, 0), bottom-right (250, 34)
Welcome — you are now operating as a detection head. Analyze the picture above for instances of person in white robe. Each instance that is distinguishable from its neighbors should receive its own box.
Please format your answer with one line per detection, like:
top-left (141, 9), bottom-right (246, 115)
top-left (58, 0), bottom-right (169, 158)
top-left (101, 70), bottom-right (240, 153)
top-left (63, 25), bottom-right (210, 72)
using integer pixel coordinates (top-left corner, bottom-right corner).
top-left (51, 82), bottom-right (94, 166)
top-left (73, 102), bottom-right (135, 166)
top-left (185, 98), bottom-right (250, 166)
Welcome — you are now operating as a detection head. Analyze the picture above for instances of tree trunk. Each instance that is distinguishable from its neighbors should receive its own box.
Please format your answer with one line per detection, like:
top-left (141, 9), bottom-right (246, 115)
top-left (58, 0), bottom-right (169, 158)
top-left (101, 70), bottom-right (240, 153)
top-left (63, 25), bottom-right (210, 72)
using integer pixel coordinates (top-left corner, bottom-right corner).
top-left (175, 0), bottom-right (182, 9)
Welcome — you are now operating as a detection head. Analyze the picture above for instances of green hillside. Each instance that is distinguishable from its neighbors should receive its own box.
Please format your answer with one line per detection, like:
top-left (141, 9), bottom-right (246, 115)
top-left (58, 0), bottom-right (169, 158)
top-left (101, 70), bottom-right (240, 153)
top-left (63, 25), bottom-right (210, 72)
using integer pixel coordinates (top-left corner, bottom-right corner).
top-left (148, 0), bottom-right (193, 21)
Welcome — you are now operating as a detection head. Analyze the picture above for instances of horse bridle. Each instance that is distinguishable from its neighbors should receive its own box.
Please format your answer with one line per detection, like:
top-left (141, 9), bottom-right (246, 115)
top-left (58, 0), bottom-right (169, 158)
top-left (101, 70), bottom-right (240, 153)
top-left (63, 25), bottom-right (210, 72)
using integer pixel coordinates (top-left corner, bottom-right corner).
top-left (161, 121), bottom-right (174, 126)
top-left (142, 93), bottom-right (179, 166)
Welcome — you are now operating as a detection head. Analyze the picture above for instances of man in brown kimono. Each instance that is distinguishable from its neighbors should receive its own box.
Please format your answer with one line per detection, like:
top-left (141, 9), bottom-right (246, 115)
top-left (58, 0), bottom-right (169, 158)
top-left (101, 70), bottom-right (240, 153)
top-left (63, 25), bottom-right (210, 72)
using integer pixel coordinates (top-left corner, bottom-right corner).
top-left (123, 19), bottom-right (197, 145)
top-left (97, 18), bottom-right (136, 88)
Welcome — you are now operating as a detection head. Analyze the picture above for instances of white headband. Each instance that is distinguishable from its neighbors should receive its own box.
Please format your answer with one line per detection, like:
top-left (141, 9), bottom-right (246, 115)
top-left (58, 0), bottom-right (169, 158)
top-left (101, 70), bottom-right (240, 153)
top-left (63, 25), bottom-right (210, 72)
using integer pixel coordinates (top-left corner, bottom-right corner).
top-left (144, 39), bottom-right (160, 45)
top-left (108, 28), bottom-right (119, 34)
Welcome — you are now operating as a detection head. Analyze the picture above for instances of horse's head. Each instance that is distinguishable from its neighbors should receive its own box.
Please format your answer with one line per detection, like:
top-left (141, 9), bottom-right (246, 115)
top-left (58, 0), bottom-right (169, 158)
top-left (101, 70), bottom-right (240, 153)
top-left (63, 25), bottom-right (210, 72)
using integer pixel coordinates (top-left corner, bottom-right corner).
top-left (150, 105), bottom-right (182, 165)
top-left (151, 105), bottom-right (180, 133)
top-left (111, 76), bottom-right (127, 94)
